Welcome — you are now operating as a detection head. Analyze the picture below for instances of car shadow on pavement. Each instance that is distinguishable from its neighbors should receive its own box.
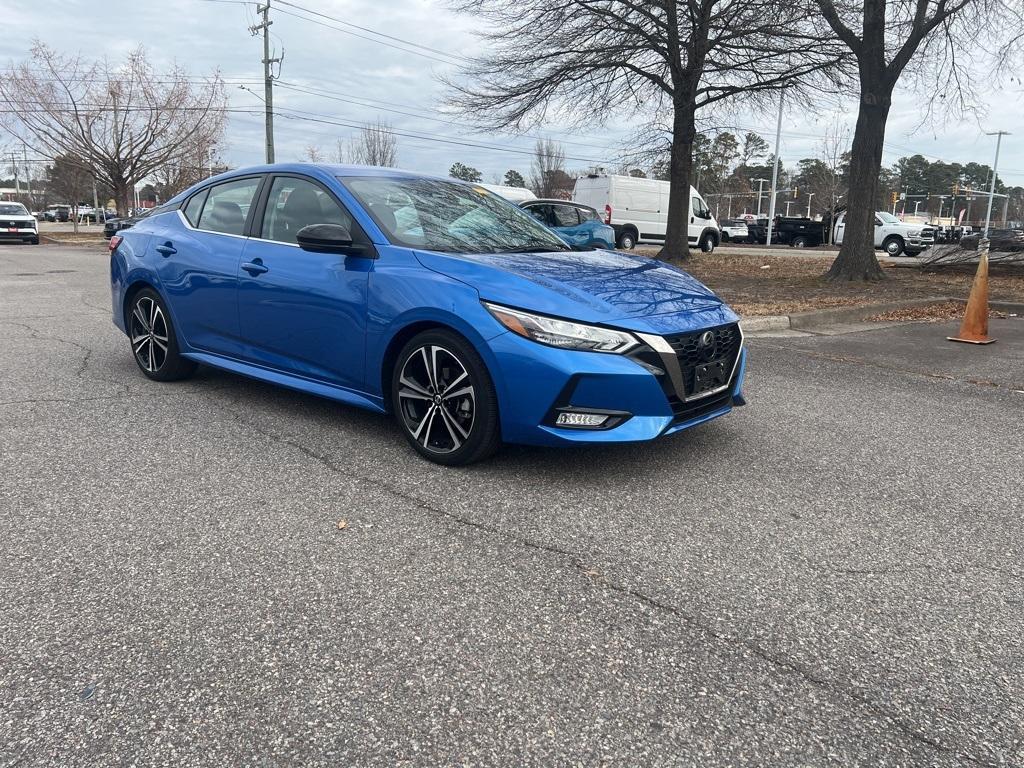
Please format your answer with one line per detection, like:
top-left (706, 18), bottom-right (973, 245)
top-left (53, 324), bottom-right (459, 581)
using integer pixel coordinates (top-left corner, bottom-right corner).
top-left (182, 364), bottom-right (729, 478)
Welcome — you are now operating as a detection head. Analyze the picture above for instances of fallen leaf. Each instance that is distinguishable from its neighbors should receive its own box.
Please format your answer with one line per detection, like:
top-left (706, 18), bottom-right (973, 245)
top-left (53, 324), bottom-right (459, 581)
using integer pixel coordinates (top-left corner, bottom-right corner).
top-left (336, 519), bottom-right (348, 530)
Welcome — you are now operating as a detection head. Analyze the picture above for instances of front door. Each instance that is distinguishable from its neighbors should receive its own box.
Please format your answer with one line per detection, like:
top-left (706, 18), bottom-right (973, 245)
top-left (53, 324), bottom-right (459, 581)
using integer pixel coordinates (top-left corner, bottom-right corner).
top-left (236, 175), bottom-right (372, 392)
top-left (688, 194), bottom-right (712, 244)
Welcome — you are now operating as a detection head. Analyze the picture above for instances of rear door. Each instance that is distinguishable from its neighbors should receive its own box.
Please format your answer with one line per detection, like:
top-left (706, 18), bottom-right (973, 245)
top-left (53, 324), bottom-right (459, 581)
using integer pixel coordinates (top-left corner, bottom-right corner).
top-left (152, 175), bottom-right (263, 357)
top-left (236, 174), bottom-right (372, 391)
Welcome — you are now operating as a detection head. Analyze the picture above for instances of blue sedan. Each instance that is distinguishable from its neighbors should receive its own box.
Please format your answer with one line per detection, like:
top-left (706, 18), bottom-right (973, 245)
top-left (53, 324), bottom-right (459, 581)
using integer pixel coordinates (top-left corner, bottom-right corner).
top-left (110, 164), bottom-right (746, 465)
top-left (519, 199), bottom-right (616, 250)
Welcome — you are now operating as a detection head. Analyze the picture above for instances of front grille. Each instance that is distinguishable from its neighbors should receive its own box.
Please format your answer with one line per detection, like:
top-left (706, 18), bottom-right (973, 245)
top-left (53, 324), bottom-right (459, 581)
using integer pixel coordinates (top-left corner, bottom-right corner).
top-left (664, 323), bottom-right (742, 399)
top-left (667, 388), bottom-right (733, 424)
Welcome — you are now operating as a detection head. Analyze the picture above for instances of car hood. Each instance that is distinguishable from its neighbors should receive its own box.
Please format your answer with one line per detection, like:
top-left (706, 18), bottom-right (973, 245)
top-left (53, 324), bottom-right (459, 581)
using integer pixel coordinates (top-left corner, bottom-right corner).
top-left (414, 248), bottom-right (734, 334)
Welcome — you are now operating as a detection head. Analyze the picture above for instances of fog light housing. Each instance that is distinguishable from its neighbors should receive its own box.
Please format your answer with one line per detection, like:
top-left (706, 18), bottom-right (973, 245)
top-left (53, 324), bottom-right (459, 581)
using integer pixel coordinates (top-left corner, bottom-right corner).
top-left (556, 411), bottom-right (609, 428)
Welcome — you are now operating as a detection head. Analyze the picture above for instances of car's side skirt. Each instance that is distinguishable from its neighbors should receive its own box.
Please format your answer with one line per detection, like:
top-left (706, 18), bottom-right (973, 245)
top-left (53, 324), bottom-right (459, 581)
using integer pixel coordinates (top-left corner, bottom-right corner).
top-left (182, 352), bottom-right (387, 414)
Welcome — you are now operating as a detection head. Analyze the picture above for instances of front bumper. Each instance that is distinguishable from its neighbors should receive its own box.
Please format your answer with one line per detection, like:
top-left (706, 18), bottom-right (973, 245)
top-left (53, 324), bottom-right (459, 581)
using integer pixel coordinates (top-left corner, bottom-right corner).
top-left (0, 227), bottom-right (37, 240)
top-left (488, 326), bottom-right (747, 447)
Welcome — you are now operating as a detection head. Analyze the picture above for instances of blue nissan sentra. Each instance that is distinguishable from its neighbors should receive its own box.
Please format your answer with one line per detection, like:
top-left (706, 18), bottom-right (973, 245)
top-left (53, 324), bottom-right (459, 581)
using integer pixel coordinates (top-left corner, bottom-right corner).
top-left (110, 164), bottom-right (746, 465)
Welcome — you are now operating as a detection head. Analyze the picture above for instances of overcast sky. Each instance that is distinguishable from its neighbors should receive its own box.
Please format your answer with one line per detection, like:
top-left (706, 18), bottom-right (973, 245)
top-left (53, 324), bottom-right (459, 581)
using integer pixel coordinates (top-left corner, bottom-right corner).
top-left (3, 0), bottom-right (1022, 188)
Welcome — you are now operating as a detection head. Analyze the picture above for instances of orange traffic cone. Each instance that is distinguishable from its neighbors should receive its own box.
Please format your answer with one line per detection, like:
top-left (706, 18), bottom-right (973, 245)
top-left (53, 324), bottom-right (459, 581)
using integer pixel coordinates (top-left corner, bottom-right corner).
top-left (948, 242), bottom-right (996, 344)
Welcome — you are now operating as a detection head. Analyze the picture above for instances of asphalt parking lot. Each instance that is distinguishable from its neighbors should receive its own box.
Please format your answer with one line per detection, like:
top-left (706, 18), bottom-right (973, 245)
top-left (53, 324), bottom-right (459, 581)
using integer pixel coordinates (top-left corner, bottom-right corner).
top-left (2, 243), bottom-right (1022, 767)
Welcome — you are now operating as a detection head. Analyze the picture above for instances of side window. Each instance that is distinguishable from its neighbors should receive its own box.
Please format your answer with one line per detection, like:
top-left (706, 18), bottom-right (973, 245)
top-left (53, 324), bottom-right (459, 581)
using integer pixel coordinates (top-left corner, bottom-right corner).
top-left (691, 196), bottom-right (705, 219)
top-left (551, 205), bottom-right (580, 227)
top-left (196, 177), bottom-right (261, 236)
top-left (182, 189), bottom-right (208, 226)
top-left (523, 204), bottom-right (551, 226)
top-left (260, 176), bottom-right (356, 245)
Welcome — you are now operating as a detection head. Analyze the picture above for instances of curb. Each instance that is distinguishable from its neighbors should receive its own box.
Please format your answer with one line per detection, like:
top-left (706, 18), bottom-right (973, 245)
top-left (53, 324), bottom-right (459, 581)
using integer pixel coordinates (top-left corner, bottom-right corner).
top-left (742, 297), bottom-right (1024, 334)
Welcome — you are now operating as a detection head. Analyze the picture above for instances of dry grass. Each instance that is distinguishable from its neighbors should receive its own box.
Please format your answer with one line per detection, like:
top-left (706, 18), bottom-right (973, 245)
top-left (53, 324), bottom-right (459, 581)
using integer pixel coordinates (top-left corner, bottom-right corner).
top-left (647, 252), bottom-right (1024, 316)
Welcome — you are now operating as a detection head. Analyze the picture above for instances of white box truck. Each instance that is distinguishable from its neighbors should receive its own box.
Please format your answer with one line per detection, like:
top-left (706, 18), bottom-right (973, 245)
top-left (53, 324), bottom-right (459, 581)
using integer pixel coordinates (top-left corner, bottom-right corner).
top-left (572, 173), bottom-right (719, 252)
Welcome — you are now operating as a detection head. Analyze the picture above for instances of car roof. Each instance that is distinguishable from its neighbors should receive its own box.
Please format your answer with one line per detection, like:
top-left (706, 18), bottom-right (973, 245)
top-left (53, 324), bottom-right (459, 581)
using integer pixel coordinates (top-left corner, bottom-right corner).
top-left (164, 162), bottom-right (485, 207)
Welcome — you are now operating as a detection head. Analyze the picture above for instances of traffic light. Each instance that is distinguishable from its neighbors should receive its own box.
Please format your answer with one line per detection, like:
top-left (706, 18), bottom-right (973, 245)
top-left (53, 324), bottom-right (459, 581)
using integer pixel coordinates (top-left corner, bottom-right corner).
top-left (891, 191), bottom-right (898, 206)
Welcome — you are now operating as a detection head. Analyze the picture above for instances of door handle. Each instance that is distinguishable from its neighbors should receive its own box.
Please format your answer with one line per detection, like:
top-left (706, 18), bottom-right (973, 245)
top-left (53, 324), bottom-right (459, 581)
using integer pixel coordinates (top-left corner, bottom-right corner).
top-left (155, 242), bottom-right (176, 257)
top-left (241, 259), bottom-right (269, 276)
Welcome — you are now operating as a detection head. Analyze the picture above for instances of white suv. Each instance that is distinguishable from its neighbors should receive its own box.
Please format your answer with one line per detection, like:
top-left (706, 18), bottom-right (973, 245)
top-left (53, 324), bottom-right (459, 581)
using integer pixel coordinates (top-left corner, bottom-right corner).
top-left (0, 202), bottom-right (39, 245)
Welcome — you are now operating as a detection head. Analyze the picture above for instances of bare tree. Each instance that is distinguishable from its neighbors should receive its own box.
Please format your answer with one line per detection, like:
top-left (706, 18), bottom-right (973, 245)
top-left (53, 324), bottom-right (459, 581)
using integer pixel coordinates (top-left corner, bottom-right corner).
top-left (304, 145), bottom-right (325, 163)
top-left (152, 138), bottom-right (227, 202)
top-left (44, 154), bottom-right (92, 233)
top-left (446, 0), bottom-right (846, 259)
top-left (0, 43), bottom-right (227, 216)
top-left (813, 0), bottom-right (1023, 280)
top-left (530, 138), bottom-right (573, 198)
top-left (344, 118), bottom-right (398, 167)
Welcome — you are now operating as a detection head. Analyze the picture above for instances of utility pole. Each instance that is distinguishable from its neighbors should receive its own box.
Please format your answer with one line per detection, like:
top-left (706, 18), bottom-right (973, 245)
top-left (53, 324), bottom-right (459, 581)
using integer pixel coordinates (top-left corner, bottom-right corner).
top-left (10, 152), bottom-right (21, 202)
top-left (765, 88), bottom-right (785, 246)
top-left (250, 2), bottom-right (281, 164)
top-left (22, 144), bottom-right (33, 210)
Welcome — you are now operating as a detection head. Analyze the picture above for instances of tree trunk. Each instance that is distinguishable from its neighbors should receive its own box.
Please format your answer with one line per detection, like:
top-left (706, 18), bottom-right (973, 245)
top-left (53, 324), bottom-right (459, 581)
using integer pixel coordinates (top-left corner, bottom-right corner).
top-left (826, 91), bottom-right (891, 281)
top-left (113, 182), bottom-right (132, 219)
top-left (660, 101), bottom-right (696, 261)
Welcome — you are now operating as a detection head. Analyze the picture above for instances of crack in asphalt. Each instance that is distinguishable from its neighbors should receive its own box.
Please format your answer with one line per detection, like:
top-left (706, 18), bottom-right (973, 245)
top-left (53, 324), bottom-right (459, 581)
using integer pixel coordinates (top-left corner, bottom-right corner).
top-left (208, 395), bottom-right (1001, 768)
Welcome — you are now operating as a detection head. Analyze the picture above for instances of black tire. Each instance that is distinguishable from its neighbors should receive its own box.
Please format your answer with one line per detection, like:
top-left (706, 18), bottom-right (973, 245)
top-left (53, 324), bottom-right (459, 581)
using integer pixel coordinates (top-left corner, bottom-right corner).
top-left (29, 237), bottom-right (39, 245)
top-left (792, 235), bottom-right (809, 248)
top-left (126, 288), bottom-right (197, 382)
top-left (882, 236), bottom-right (905, 257)
top-left (391, 329), bottom-right (501, 466)
top-left (720, 232), bottom-right (730, 243)
top-left (699, 232), bottom-right (716, 253)
top-left (616, 229), bottom-right (637, 250)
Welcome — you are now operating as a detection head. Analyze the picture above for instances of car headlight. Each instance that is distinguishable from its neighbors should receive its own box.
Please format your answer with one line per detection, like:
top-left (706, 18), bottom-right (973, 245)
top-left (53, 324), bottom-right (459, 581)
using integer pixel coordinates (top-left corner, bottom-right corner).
top-left (908, 230), bottom-right (920, 237)
top-left (483, 302), bottom-right (639, 353)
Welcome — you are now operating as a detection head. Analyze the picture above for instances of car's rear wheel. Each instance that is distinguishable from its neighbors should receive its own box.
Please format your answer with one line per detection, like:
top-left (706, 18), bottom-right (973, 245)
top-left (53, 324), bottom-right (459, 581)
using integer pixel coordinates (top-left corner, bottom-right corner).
top-left (792, 235), bottom-right (809, 248)
top-left (127, 288), bottom-right (197, 381)
top-left (699, 232), bottom-right (716, 253)
top-left (392, 330), bottom-right (501, 466)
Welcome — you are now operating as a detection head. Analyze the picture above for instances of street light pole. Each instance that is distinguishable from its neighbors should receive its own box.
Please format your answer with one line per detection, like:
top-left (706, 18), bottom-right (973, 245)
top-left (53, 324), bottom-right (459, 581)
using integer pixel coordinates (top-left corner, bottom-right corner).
top-left (982, 131), bottom-right (1008, 239)
top-left (753, 178), bottom-right (769, 217)
top-left (765, 88), bottom-right (785, 246)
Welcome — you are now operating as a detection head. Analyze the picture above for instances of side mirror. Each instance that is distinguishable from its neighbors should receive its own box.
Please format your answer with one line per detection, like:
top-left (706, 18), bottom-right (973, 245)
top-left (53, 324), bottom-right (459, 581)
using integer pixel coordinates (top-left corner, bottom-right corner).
top-left (296, 223), bottom-right (364, 255)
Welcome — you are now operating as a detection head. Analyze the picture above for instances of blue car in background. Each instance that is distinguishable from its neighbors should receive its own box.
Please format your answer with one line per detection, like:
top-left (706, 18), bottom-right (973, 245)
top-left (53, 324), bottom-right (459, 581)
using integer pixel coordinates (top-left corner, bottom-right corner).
top-left (519, 199), bottom-right (616, 250)
top-left (110, 164), bottom-right (746, 465)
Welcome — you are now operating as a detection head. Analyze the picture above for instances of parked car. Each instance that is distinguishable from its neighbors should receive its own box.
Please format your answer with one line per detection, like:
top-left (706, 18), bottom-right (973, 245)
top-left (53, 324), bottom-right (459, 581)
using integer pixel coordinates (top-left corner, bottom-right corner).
top-left (43, 204), bottom-right (71, 222)
top-left (104, 209), bottom-right (151, 239)
top-left (719, 219), bottom-right (749, 243)
top-left (773, 217), bottom-right (826, 247)
top-left (833, 211), bottom-right (935, 256)
top-left (572, 173), bottom-right (719, 252)
top-left (109, 164), bottom-right (747, 465)
top-left (0, 202), bottom-right (40, 245)
top-left (520, 199), bottom-right (616, 250)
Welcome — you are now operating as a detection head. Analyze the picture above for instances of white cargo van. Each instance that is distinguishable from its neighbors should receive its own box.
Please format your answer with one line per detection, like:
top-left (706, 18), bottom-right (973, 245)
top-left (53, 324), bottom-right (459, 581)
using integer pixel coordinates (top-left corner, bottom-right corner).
top-left (478, 183), bottom-right (537, 203)
top-left (572, 173), bottom-right (719, 251)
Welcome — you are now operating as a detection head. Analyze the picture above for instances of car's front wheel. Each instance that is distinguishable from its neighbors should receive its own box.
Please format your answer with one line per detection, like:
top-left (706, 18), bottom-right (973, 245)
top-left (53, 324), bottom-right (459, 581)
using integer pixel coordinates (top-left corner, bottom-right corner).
top-left (127, 288), bottom-right (197, 381)
top-left (392, 330), bottom-right (501, 465)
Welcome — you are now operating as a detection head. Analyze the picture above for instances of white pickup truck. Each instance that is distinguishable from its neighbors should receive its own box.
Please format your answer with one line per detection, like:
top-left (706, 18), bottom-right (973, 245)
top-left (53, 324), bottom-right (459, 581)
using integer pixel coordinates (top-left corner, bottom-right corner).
top-left (833, 211), bottom-right (935, 257)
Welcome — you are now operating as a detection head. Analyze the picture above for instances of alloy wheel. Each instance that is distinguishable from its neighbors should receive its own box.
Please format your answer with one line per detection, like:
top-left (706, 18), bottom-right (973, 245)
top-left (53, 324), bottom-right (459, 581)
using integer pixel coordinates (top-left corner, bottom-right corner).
top-left (129, 296), bottom-right (169, 373)
top-left (398, 345), bottom-right (476, 455)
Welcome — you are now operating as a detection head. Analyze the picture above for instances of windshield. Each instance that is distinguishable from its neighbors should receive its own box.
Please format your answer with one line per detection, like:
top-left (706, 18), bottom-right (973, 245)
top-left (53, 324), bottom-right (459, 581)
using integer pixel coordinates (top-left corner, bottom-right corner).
top-left (0, 203), bottom-right (29, 215)
top-left (877, 212), bottom-right (899, 224)
top-left (341, 176), bottom-right (569, 254)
